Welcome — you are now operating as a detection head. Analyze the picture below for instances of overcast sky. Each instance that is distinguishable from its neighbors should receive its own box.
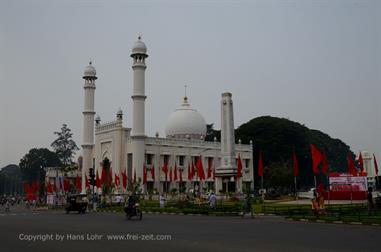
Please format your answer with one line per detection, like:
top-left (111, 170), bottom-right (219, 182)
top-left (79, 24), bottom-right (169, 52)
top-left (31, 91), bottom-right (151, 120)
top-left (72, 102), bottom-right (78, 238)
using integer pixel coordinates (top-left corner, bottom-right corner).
top-left (0, 0), bottom-right (380, 168)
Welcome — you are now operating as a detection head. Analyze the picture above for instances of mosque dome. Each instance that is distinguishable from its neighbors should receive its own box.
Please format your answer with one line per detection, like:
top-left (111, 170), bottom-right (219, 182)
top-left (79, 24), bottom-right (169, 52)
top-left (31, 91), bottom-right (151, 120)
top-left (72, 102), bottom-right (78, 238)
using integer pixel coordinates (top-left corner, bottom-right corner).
top-left (131, 36), bottom-right (147, 56)
top-left (83, 62), bottom-right (96, 79)
top-left (165, 97), bottom-right (207, 140)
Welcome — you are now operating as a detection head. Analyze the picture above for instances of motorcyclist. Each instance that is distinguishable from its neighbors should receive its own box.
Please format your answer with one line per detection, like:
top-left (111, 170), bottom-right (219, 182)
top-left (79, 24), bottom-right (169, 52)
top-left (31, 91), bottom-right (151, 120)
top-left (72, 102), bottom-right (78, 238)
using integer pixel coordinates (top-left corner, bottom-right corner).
top-left (126, 193), bottom-right (137, 215)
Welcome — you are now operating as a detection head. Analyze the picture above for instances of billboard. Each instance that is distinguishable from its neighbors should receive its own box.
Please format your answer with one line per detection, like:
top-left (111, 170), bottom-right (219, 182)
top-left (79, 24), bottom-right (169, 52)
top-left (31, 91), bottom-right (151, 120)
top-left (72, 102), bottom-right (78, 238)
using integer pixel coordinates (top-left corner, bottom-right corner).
top-left (329, 175), bottom-right (368, 192)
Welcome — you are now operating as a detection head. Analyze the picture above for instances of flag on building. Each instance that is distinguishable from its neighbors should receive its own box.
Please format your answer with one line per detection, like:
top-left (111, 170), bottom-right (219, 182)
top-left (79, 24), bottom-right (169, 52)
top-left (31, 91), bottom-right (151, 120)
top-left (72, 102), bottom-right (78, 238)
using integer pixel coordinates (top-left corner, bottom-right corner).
top-left (197, 156), bottom-right (206, 180)
top-left (322, 153), bottom-right (329, 174)
top-left (143, 165), bottom-right (147, 184)
top-left (347, 154), bottom-right (357, 176)
top-left (358, 152), bottom-right (364, 172)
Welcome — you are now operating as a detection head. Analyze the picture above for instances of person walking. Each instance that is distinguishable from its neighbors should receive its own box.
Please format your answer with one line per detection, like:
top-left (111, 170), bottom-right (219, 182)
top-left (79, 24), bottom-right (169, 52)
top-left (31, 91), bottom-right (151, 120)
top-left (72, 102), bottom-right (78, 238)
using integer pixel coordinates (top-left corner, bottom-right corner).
top-left (208, 192), bottom-right (217, 210)
top-left (5, 199), bottom-right (10, 212)
top-left (242, 193), bottom-right (254, 218)
top-left (159, 194), bottom-right (166, 208)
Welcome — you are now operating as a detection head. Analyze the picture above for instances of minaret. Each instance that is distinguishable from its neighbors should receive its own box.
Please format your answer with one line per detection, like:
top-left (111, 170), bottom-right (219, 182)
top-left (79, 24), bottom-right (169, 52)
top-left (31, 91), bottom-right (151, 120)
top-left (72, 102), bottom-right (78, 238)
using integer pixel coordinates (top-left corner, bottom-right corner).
top-left (130, 36), bottom-right (148, 187)
top-left (81, 61), bottom-right (97, 194)
top-left (215, 92), bottom-right (238, 192)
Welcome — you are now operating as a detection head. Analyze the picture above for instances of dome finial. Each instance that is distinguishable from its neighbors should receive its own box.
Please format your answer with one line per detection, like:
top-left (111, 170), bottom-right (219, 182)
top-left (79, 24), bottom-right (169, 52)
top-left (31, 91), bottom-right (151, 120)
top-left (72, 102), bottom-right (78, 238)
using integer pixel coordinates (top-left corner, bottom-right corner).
top-left (138, 34), bottom-right (141, 40)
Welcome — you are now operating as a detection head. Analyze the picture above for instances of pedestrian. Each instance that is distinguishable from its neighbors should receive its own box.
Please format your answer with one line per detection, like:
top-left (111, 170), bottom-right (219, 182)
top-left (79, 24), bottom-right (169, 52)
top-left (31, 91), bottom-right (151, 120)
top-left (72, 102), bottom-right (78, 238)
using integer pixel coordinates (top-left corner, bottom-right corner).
top-left (159, 194), bottom-right (166, 208)
top-left (5, 199), bottom-right (10, 212)
top-left (242, 193), bottom-right (254, 218)
top-left (208, 192), bottom-right (217, 210)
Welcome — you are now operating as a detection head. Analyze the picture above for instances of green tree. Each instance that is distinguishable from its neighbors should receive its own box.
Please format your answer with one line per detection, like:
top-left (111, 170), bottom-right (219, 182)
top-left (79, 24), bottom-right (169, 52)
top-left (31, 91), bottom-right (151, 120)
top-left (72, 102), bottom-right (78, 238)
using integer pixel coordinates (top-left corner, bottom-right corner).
top-left (19, 148), bottom-right (61, 194)
top-left (51, 124), bottom-right (79, 167)
top-left (263, 161), bottom-right (293, 193)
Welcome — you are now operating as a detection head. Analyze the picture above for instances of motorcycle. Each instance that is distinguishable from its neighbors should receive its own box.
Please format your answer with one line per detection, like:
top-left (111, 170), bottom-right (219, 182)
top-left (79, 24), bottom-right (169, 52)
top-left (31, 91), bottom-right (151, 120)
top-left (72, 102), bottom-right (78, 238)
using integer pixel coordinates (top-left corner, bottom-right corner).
top-left (124, 203), bottom-right (143, 220)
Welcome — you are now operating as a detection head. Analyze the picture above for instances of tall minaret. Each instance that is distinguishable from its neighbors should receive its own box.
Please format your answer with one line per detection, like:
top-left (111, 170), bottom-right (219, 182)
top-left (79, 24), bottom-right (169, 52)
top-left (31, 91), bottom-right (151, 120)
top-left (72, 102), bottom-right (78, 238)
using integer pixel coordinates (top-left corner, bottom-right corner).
top-left (215, 92), bottom-right (238, 192)
top-left (130, 36), bottom-right (148, 187)
top-left (81, 62), bottom-right (97, 194)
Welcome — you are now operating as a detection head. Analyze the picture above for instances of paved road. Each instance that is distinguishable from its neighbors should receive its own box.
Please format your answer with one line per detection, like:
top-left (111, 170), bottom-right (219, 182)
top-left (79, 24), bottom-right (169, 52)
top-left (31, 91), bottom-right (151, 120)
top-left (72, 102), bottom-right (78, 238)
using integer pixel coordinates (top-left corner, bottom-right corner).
top-left (0, 207), bottom-right (380, 252)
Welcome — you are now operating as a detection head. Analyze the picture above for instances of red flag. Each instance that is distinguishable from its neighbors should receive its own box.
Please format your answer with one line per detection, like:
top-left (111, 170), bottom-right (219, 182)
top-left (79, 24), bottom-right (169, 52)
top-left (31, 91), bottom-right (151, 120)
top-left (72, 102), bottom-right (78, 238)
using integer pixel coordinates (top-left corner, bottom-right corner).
top-left (101, 167), bottom-right (107, 185)
top-left (76, 175), bottom-right (81, 191)
top-left (46, 182), bottom-right (53, 193)
top-left (237, 154), bottom-right (243, 178)
top-left (52, 179), bottom-right (56, 192)
top-left (32, 181), bottom-right (39, 193)
top-left (374, 154), bottom-right (379, 176)
top-left (197, 156), bottom-right (206, 180)
top-left (162, 162), bottom-right (168, 182)
top-left (23, 182), bottom-right (30, 194)
top-left (258, 151), bottom-right (264, 177)
top-left (321, 153), bottom-right (329, 174)
top-left (96, 170), bottom-right (101, 188)
top-left (207, 158), bottom-right (212, 179)
top-left (151, 165), bottom-right (156, 181)
top-left (293, 150), bottom-right (299, 177)
top-left (358, 152), bottom-right (364, 172)
top-left (347, 154), bottom-right (357, 176)
top-left (179, 168), bottom-right (183, 183)
top-left (310, 144), bottom-right (323, 174)
top-left (85, 174), bottom-right (90, 188)
top-left (143, 165), bottom-right (147, 184)
top-left (121, 170), bottom-right (127, 189)
top-left (174, 163), bottom-right (178, 181)
top-left (64, 179), bottom-right (70, 192)
top-left (115, 174), bottom-right (120, 187)
top-left (192, 161), bottom-right (196, 179)
top-left (187, 161), bottom-right (192, 180)
top-left (169, 167), bottom-right (173, 183)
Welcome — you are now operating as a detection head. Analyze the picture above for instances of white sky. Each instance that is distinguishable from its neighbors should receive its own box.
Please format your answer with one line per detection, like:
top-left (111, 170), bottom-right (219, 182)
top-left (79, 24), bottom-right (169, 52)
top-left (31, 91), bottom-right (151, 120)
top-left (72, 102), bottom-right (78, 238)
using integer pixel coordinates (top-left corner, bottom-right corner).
top-left (0, 0), bottom-right (380, 167)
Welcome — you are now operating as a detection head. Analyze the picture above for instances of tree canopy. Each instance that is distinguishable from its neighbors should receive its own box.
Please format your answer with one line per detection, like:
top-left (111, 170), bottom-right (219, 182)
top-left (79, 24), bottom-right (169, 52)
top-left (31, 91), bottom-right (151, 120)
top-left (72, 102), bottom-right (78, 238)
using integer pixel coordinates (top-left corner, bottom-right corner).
top-left (207, 116), bottom-right (354, 188)
top-left (51, 124), bottom-right (79, 167)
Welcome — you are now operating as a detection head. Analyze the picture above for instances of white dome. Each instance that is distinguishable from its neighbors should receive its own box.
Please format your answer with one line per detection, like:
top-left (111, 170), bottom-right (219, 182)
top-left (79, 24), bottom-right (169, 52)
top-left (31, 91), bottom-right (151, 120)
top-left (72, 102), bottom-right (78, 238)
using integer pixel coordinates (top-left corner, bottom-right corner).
top-left (131, 36), bottom-right (147, 55)
top-left (83, 62), bottom-right (96, 78)
top-left (165, 97), bottom-right (207, 140)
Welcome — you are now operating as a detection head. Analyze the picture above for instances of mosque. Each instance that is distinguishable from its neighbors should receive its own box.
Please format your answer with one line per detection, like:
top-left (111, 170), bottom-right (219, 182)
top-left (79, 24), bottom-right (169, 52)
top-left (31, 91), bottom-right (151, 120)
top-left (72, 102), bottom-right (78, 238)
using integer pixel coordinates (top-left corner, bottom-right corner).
top-left (80, 37), bottom-right (254, 194)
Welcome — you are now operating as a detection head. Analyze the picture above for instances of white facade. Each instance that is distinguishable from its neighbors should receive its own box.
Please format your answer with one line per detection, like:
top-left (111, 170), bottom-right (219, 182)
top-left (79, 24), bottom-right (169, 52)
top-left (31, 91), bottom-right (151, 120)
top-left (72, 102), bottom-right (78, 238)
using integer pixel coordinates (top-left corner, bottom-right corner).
top-left (82, 37), bottom-right (254, 194)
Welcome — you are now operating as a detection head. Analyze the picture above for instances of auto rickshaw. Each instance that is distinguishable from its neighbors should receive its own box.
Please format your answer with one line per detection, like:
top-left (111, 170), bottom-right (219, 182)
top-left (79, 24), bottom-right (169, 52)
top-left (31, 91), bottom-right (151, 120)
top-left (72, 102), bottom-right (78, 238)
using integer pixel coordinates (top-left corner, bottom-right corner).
top-left (65, 195), bottom-right (88, 214)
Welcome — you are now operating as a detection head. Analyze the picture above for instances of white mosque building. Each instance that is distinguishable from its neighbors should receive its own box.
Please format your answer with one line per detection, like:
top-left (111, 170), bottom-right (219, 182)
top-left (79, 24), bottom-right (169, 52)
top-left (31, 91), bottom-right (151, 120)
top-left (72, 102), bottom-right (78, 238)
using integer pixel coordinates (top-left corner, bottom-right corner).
top-left (80, 37), bottom-right (254, 194)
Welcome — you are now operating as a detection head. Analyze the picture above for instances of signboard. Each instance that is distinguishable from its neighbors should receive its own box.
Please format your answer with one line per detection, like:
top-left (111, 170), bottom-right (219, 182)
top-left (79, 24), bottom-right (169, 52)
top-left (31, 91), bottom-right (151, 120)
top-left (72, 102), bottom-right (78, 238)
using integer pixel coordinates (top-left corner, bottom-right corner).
top-left (329, 175), bottom-right (368, 192)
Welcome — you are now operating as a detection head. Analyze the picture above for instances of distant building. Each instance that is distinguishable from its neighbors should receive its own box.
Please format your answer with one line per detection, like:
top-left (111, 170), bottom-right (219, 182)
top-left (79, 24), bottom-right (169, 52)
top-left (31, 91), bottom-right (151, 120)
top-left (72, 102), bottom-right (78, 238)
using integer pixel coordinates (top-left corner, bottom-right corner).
top-left (80, 37), bottom-right (254, 194)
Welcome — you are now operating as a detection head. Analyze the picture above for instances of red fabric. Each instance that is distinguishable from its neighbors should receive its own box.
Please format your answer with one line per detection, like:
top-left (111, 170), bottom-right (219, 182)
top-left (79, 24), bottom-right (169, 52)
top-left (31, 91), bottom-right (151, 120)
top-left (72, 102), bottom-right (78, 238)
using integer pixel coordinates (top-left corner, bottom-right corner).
top-left (143, 166), bottom-right (147, 184)
top-left (236, 154), bottom-right (242, 178)
top-left (197, 156), bottom-right (206, 180)
top-left (162, 162), bottom-right (168, 182)
top-left (174, 163), bottom-right (178, 181)
top-left (151, 164), bottom-right (155, 181)
top-left (293, 150), bottom-right (299, 177)
top-left (31, 181), bottom-right (39, 193)
top-left (323, 191), bottom-right (367, 200)
top-left (115, 174), bottom-right (120, 187)
top-left (310, 144), bottom-right (323, 174)
top-left (121, 170), bottom-right (127, 189)
top-left (321, 153), bottom-right (329, 174)
top-left (374, 154), bottom-right (379, 175)
top-left (96, 170), bottom-right (101, 188)
top-left (46, 182), bottom-right (53, 193)
top-left (191, 160), bottom-right (196, 179)
top-left (64, 179), bottom-right (70, 192)
top-left (347, 154), bottom-right (358, 176)
top-left (59, 178), bottom-right (63, 190)
top-left (101, 167), bottom-right (107, 185)
top-left (317, 183), bottom-right (325, 195)
top-left (75, 175), bottom-right (81, 191)
top-left (358, 152), bottom-right (364, 172)
top-left (258, 151), bottom-right (264, 177)
top-left (207, 158), bottom-right (212, 178)
top-left (169, 167), bottom-right (173, 182)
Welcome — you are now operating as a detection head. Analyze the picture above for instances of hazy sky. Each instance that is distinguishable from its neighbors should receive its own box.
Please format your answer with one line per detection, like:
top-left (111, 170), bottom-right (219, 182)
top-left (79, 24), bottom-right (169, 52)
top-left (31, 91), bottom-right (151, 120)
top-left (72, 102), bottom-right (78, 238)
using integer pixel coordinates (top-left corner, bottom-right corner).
top-left (0, 0), bottom-right (380, 168)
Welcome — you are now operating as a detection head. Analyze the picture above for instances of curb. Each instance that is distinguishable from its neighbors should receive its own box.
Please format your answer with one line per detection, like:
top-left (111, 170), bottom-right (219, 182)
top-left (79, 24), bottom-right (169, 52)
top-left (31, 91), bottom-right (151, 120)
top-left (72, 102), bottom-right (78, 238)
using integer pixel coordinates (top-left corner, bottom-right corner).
top-left (286, 217), bottom-right (381, 227)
